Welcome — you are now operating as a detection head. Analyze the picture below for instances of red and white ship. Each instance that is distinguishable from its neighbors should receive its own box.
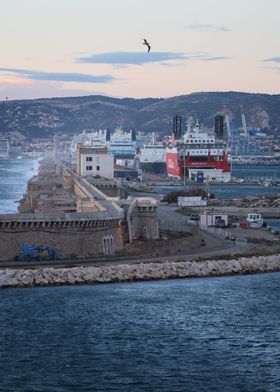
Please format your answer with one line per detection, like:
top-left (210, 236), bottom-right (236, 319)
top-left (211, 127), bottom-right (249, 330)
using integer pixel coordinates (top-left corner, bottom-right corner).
top-left (166, 118), bottom-right (231, 182)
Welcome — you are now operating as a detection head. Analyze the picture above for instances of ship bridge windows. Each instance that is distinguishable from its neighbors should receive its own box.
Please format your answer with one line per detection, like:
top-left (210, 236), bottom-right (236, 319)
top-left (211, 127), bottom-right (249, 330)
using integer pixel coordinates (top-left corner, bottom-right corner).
top-left (189, 156), bottom-right (208, 162)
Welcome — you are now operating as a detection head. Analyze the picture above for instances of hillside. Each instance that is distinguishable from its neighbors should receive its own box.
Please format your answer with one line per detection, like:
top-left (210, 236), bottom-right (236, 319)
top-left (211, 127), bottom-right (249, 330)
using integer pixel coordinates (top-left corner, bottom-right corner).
top-left (0, 92), bottom-right (279, 139)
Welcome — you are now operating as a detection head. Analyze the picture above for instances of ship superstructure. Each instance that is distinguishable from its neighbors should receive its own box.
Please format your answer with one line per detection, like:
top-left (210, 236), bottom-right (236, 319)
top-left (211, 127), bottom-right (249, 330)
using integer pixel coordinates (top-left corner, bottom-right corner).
top-left (139, 133), bottom-right (166, 173)
top-left (107, 127), bottom-right (136, 159)
top-left (69, 129), bottom-right (107, 160)
top-left (166, 116), bottom-right (231, 182)
top-left (69, 127), bottom-right (136, 166)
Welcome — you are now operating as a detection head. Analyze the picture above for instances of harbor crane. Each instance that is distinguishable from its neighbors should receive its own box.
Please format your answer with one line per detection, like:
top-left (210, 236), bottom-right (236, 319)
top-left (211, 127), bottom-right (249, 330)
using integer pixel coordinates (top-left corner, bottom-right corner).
top-left (240, 105), bottom-right (248, 138)
top-left (223, 105), bottom-right (232, 140)
top-left (240, 105), bottom-right (250, 154)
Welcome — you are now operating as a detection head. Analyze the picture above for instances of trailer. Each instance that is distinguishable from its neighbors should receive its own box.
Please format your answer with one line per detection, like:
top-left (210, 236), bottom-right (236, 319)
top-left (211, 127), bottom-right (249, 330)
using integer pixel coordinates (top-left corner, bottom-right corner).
top-left (178, 196), bottom-right (207, 207)
top-left (199, 211), bottom-right (228, 228)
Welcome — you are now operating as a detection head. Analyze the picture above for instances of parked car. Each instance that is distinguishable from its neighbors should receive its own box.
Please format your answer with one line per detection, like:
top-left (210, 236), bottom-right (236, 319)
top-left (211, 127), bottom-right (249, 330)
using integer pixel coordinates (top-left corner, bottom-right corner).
top-left (189, 213), bottom-right (199, 221)
top-left (215, 218), bottom-right (226, 229)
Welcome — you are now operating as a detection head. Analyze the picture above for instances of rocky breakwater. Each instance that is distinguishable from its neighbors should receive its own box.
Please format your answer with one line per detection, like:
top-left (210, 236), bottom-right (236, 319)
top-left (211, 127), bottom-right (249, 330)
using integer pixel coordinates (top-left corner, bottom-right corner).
top-left (1, 254), bottom-right (280, 288)
top-left (210, 194), bottom-right (280, 209)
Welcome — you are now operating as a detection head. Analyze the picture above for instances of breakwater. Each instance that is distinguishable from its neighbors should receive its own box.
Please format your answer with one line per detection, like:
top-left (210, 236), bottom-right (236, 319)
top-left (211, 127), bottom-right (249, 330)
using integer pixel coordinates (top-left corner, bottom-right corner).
top-left (1, 254), bottom-right (280, 288)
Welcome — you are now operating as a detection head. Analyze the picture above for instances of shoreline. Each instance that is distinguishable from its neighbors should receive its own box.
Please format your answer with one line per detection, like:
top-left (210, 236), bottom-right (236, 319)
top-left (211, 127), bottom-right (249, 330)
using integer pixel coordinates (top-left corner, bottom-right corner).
top-left (1, 253), bottom-right (280, 289)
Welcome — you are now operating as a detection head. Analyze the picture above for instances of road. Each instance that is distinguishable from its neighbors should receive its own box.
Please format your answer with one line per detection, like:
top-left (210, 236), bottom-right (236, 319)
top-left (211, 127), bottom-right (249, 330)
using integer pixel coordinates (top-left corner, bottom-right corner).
top-left (0, 205), bottom-right (249, 270)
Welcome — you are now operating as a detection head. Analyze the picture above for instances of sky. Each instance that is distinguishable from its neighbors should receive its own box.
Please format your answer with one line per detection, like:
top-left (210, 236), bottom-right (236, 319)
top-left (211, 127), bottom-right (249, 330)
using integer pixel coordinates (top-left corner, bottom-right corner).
top-left (0, 0), bottom-right (279, 100)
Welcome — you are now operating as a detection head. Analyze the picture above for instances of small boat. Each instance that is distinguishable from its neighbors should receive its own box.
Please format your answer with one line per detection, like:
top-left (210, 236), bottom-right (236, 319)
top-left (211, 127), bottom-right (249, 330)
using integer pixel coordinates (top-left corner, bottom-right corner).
top-left (246, 213), bottom-right (264, 228)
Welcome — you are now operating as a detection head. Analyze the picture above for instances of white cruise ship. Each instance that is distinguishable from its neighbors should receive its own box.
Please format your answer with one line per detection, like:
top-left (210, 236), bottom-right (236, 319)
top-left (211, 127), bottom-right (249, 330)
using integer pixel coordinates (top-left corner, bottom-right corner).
top-left (107, 127), bottom-right (136, 159)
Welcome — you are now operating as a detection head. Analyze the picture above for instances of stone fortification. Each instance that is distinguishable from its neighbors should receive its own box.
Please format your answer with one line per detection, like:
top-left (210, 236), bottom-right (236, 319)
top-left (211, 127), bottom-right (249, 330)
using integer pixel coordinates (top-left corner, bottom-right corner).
top-left (1, 254), bottom-right (280, 288)
top-left (0, 158), bottom-right (160, 261)
top-left (0, 212), bottom-right (123, 260)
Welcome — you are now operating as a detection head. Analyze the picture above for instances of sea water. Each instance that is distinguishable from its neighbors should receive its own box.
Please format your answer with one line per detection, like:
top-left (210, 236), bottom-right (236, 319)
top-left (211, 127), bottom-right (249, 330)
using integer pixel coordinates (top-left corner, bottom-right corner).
top-left (0, 274), bottom-right (280, 391)
top-left (1, 160), bottom-right (280, 391)
top-left (0, 159), bottom-right (39, 213)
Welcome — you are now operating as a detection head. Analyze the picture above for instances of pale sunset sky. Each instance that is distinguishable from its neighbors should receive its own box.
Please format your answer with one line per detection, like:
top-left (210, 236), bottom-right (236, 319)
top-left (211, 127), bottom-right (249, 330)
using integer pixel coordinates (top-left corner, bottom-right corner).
top-left (0, 0), bottom-right (279, 99)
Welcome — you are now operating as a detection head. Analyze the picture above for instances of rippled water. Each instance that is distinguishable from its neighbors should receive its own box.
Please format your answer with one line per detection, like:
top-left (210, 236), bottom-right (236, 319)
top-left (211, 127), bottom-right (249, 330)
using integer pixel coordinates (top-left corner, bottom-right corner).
top-left (232, 164), bottom-right (280, 180)
top-left (1, 273), bottom-right (280, 391)
top-left (0, 159), bottom-right (39, 213)
top-left (157, 183), bottom-right (280, 199)
top-left (152, 164), bottom-right (280, 199)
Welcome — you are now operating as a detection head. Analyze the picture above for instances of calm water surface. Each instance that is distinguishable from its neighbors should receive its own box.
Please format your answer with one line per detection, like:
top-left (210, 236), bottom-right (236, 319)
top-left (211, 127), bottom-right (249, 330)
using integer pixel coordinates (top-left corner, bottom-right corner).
top-left (232, 164), bottom-right (280, 180)
top-left (153, 165), bottom-right (280, 199)
top-left (1, 274), bottom-right (280, 391)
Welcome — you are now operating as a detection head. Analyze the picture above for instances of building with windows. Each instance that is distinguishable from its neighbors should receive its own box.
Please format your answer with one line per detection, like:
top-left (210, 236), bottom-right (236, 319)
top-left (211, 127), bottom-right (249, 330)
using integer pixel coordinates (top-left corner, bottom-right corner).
top-left (76, 145), bottom-right (114, 178)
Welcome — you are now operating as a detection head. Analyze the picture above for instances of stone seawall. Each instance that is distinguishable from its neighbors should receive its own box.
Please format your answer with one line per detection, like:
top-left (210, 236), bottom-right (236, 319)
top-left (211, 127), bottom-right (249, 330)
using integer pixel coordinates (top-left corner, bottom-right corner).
top-left (1, 254), bottom-right (280, 288)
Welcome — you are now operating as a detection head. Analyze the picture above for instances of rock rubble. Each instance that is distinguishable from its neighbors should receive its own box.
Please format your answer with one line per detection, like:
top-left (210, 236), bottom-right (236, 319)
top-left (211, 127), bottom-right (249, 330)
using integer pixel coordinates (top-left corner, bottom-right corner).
top-left (1, 254), bottom-right (280, 288)
top-left (211, 195), bottom-right (280, 208)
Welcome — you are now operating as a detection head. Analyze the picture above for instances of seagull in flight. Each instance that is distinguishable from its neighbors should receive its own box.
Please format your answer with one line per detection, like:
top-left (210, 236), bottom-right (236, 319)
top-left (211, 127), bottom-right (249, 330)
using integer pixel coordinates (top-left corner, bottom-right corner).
top-left (143, 39), bottom-right (151, 53)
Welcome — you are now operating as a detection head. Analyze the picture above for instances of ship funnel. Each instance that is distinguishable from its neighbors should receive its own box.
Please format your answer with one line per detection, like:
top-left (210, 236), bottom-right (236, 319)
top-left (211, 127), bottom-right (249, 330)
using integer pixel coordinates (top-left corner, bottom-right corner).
top-left (214, 114), bottom-right (224, 140)
top-left (172, 115), bottom-right (182, 139)
top-left (106, 128), bottom-right (111, 141)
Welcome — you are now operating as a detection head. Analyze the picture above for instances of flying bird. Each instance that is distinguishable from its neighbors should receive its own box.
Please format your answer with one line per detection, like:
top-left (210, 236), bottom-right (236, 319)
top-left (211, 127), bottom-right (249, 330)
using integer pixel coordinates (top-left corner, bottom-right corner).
top-left (143, 39), bottom-right (151, 53)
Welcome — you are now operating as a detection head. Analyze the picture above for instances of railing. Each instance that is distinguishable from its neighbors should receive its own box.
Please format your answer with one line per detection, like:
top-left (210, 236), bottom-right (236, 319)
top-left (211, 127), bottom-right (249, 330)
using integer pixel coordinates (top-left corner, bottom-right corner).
top-left (200, 225), bottom-right (233, 239)
top-left (158, 219), bottom-right (195, 234)
top-left (0, 210), bottom-right (123, 222)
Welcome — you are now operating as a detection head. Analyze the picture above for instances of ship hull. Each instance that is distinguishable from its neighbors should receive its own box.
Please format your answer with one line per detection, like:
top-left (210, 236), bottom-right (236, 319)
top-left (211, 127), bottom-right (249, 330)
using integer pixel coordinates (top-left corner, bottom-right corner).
top-left (166, 148), bottom-right (231, 182)
top-left (140, 161), bottom-right (166, 174)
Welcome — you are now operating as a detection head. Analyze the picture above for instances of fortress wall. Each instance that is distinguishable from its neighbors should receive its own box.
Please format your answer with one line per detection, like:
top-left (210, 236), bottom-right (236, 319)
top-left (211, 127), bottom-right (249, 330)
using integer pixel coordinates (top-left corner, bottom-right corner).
top-left (0, 223), bottom-right (123, 261)
top-left (131, 209), bottom-right (159, 240)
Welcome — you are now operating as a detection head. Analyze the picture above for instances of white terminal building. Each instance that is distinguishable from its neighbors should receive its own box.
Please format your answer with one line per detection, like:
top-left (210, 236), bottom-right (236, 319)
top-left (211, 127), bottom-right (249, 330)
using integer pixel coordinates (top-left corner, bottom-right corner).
top-left (76, 144), bottom-right (114, 178)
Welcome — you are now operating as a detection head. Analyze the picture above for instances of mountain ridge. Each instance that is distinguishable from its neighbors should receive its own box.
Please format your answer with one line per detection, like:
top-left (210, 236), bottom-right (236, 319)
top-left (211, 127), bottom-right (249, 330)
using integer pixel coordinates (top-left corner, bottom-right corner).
top-left (0, 91), bottom-right (279, 139)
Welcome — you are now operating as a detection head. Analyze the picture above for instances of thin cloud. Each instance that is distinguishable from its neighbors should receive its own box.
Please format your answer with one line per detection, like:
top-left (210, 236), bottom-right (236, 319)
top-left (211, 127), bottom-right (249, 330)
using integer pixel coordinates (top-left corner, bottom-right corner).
top-left (262, 66), bottom-right (280, 73)
top-left (77, 51), bottom-right (229, 66)
top-left (203, 56), bottom-right (230, 61)
top-left (160, 62), bottom-right (177, 67)
top-left (263, 57), bottom-right (280, 63)
top-left (186, 24), bottom-right (231, 32)
top-left (0, 68), bottom-right (115, 83)
top-left (77, 51), bottom-right (207, 65)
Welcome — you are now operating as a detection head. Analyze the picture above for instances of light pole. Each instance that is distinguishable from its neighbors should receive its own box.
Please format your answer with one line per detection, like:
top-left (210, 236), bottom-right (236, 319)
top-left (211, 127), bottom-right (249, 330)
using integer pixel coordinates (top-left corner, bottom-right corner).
top-left (183, 150), bottom-right (186, 189)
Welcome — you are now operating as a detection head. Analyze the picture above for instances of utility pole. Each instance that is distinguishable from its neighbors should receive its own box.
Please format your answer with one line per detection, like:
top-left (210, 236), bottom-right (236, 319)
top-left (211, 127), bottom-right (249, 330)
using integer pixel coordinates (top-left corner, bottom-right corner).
top-left (183, 151), bottom-right (186, 189)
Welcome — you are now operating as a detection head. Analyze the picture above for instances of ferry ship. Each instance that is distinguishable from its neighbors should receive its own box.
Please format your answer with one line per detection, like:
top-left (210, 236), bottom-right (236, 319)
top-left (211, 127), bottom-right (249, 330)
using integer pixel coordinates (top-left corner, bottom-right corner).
top-left (107, 127), bottom-right (136, 159)
top-left (166, 116), bottom-right (231, 183)
top-left (139, 133), bottom-right (166, 173)
top-left (69, 127), bottom-right (136, 165)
